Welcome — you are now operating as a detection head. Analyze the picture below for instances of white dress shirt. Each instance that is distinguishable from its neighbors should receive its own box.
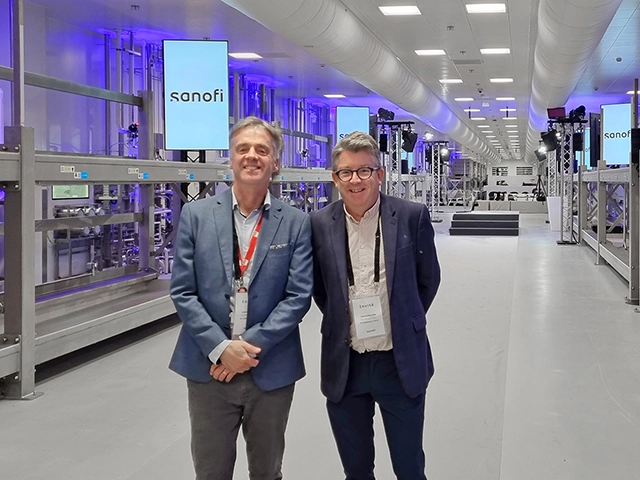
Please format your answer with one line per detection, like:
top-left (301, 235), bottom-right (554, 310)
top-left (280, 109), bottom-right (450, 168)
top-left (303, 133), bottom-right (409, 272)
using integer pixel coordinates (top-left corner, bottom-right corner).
top-left (344, 196), bottom-right (393, 352)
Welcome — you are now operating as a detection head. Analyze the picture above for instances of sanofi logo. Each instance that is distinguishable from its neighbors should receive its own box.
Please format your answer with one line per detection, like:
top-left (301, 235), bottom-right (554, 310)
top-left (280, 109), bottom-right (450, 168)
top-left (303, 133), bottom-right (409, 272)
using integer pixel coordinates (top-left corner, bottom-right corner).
top-left (604, 129), bottom-right (631, 139)
top-left (169, 89), bottom-right (225, 103)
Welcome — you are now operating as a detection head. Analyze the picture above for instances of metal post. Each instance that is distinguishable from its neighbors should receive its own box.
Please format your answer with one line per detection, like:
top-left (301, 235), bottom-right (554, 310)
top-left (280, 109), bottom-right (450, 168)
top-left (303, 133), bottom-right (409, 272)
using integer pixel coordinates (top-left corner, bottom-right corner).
top-left (430, 144), bottom-right (443, 222)
top-left (137, 90), bottom-right (155, 271)
top-left (558, 123), bottom-right (577, 244)
top-left (627, 79), bottom-right (639, 304)
top-left (387, 127), bottom-right (399, 197)
top-left (3, 126), bottom-right (39, 399)
top-left (596, 160), bottom-right (607, 265)
top-left (547, 149), bottom-right (557, 197)
top-left (11, 0), bottom-right (25, 126)
top-left (104, 33), bottom-right (112, 156)
top-left (115, 30), bottom-right (123, 156)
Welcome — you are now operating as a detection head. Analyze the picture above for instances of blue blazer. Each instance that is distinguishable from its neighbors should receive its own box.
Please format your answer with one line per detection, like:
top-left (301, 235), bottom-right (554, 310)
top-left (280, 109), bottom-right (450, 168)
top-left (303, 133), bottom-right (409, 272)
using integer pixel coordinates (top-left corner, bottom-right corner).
top-left (311, 194), bottom-right (440, 403)
top-left (169, 189), bottom-right (313, 391)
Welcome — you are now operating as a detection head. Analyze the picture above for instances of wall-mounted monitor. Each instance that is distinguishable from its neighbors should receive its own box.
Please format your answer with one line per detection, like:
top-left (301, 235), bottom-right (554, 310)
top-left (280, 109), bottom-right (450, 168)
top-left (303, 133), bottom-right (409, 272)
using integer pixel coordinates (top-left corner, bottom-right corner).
top-left (163, 40), bottom-right (229, 151)
top-left (336, 106), bottom-right (370, 141)
top-left (601, 103), bottom-right (630, 165)
top-left (51, 185), bottom-right (90, 200)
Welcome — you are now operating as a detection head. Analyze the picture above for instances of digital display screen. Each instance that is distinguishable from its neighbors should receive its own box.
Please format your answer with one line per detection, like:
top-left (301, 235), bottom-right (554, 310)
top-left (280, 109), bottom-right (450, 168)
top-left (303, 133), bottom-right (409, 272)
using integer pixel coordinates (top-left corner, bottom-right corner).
top-left (52, 185), bottom-right (90, 200)
top-left (163, 40), bottom-right (230, 150)
top-left (602, 103), bottom-right (631, 165)
top-left (336, 106), bottom-right (370, 141)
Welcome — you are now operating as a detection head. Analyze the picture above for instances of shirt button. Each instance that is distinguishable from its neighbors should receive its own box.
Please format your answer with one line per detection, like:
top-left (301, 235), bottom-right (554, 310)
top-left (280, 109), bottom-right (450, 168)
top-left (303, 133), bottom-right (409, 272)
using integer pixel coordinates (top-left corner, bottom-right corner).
top-left (343, 339), bottom-right (349, 345)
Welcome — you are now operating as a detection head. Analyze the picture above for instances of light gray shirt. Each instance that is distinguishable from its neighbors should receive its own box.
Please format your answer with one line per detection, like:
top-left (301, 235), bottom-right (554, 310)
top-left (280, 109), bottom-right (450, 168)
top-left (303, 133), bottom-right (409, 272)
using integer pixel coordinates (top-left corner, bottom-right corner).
top-left (344, 196), bottom-right (393, 352)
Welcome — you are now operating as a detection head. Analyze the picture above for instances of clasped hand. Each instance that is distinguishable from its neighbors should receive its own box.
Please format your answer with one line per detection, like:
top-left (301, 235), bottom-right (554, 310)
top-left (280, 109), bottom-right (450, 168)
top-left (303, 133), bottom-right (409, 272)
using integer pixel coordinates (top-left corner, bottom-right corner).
top-left (210, 339), bottom-right (261, 382)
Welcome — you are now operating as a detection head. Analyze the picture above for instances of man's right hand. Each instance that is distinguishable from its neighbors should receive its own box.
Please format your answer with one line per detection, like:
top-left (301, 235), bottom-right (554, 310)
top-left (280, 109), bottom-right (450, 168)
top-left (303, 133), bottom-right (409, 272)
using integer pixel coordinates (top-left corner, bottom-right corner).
top-left (220, 340), bottom-right (261, 373)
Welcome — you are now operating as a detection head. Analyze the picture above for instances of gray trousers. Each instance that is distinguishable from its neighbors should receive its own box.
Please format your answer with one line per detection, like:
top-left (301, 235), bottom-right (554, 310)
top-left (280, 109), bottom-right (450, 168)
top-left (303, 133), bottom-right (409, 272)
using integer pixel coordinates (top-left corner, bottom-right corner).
top-left (187, 374), bottom-right (295, 480)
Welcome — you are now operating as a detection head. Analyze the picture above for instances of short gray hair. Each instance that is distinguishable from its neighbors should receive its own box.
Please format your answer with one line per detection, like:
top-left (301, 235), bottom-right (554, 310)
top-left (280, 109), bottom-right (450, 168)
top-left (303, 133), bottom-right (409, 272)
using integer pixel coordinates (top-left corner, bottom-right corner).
top-left (230, 116), bottom-right (284, 158)
top-left (331, 131), bottom-right (381, 170)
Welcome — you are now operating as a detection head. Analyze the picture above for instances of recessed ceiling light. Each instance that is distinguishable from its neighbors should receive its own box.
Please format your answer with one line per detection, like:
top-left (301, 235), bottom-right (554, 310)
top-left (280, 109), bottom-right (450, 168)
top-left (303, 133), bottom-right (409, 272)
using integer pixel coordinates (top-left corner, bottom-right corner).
top-left (440, 78), bottom-right (464, 84)
top-left (486, 135), bottom-right (496, 138)
top-left (507, 130), bottom-right (518, 133)
top-left (455, 97), bottom-right (474, 101)
top-left (496, 97), bottom-right (515, 101)
top-left (481, 130), bottom-right (494, 133)
top-left (480, 48), bottom-right (511, 55)
top-left (415, 49), bottom-right (446, 56)
top-left (505, 124), bottom-right (518, 127)
top-left (627, 90), bottom-right (640, 94)
top-left (379, 5), bottom-right (421, 15)
top-left (477, 125), bottom-right (490, 128)
top-left (508, 135), bottom-right (519, 138)
top-left (470, 117), bottom-right (487, 120)
top-left (229, 52), bottom-right (262, 59)
top-left (499, 108), bottom-right (516, 111)
top-left (503, 117), bottom-right (517, 120)
top-left (490, 78), bottom-right (514, 83)
top-left (465, 3), bottom-right (506, 13)
top-left (324, 94), bottom-right (346, 98)
top-left (464, 108), bottom-right (481, 112)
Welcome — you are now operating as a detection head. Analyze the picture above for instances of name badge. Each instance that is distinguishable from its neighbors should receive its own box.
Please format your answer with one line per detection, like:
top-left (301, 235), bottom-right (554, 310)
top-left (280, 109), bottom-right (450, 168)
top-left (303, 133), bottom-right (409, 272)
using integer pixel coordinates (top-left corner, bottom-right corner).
top-left (231, 287), bottom-right (248, 339)
top-left (351, 295), bottom-right (385, 339)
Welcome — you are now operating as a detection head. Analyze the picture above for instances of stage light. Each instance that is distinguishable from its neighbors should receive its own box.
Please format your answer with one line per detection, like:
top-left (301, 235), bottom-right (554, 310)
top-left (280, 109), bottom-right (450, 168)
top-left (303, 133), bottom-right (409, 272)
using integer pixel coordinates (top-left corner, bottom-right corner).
top-left (377, 107), bottom-right (395, 120)
top-left (401, 130), bottom-right (418, 152)
top-left (541, 130), bottom-right (558, 151)
top-left (568, 105), bottom-right (586, 122)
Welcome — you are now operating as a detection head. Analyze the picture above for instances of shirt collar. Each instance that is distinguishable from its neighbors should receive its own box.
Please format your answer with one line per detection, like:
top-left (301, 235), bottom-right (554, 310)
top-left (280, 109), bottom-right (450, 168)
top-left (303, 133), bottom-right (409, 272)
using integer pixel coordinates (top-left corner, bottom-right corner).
top-left (231, 189), bottom-right (271, 214)
top-left (344, 195), bottom-right (381, 224)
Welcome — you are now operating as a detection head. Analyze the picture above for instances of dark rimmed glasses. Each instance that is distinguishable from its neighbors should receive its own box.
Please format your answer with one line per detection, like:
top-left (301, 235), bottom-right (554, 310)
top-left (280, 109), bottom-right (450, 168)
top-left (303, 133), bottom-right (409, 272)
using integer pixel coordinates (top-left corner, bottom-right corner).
top-left (334, 166), bottom-right (381, 182)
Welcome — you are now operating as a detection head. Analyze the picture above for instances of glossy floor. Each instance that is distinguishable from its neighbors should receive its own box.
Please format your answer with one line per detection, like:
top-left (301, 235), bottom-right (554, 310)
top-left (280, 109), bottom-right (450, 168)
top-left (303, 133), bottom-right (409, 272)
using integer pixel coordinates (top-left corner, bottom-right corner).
top-left (1, 213), bottom-right (639, 480)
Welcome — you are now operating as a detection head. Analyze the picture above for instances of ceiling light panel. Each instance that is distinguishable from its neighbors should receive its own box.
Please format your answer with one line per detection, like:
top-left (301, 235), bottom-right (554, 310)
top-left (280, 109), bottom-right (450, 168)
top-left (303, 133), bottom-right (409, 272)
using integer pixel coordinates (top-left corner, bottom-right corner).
top-left (415, 49), bottom-right (446, 56)
top-left (496, 97), bottom-right (515, 101)
top-left (455, 97), bottom-right (475, 101)
top-left (229, 53), bottom-right (262, 59)
top-left (324, 94), bottom-right (345, 98)
top-left (490, 78), bottom-right (514, 83)
top-left (379, 5), bottom-right (421, 15)
top-left (480, 48), bottom-right (511, 55)
top-left (439, 78), bottom-right (464, 84)
top-left (465, 3), bottom-right (507, 13)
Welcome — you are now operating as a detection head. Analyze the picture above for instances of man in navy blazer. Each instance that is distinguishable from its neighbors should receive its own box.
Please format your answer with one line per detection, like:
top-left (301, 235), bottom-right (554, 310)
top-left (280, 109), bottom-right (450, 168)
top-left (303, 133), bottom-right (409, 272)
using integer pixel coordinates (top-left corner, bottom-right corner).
top-left (170, 117), bottom-right (313, 480)
top-left (311, 131), bottom-right (440, 480)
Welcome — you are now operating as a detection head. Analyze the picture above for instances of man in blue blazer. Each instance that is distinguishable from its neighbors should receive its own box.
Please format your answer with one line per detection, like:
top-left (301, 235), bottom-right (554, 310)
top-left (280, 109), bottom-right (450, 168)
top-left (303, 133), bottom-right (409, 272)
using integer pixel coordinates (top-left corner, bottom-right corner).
top-left (170, 117), bottom-right (313, 480)
top-left (311, 131), bottom-right (440, 480)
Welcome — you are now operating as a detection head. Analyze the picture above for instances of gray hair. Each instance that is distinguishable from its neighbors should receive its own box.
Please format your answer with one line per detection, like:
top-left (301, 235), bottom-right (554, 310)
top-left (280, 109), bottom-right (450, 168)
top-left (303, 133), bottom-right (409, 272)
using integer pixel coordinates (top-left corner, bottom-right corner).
top-left (331, 131), bottom-right (381, 170)
top-left (230, 116), bottom-right (284, 158)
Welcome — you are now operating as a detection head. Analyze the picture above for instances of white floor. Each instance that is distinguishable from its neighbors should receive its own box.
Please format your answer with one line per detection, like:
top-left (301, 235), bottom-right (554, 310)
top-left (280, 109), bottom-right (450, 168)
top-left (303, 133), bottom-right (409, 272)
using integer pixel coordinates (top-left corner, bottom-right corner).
top-left (2, 213), bottom-right (640, 480)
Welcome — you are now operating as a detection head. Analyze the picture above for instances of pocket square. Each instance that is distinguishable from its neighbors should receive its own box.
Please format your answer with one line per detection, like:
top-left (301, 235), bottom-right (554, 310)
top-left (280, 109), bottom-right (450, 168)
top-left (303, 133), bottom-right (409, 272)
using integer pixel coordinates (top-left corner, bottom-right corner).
top-left (269, 243), bottom-right (290, 250)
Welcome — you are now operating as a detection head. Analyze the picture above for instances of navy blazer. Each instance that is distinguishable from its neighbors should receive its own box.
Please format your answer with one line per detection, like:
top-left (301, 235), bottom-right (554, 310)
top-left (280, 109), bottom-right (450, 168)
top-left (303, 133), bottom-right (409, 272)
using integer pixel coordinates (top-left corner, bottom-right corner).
top-left (311, 194), bottom-right (440, 403)
top-left (169, 189), bottom-right (313, 391)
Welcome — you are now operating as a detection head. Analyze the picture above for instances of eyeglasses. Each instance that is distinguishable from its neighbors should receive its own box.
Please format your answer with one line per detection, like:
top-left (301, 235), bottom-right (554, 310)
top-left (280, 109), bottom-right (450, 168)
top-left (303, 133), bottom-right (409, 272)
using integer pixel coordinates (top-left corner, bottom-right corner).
top-left (334, 166), bottom-right (381, 182)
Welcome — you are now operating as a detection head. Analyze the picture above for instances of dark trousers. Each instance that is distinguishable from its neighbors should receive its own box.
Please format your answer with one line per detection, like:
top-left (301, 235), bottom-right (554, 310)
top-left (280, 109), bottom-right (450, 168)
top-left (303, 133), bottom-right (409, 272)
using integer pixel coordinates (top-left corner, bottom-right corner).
top-left (327, 349), bottom-right (427, 480)
top-left (187, 374), bottom-right (295, 480)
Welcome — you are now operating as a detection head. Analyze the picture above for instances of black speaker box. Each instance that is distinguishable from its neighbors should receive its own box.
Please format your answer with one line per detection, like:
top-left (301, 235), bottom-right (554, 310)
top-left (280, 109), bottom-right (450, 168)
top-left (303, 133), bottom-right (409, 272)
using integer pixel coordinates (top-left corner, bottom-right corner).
top-left (379, 133), bottom-right (388, 153)
top-left (632, 128), bottom-right (640, 164)
top-left (572, 132), bottom-right (583, 152)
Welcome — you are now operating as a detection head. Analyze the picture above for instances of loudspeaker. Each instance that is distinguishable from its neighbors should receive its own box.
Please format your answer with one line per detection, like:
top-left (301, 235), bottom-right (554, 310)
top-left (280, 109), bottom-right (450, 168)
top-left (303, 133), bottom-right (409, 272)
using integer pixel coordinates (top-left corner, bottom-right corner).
top-left (401, 159), bottom-right (408, 174)
top-left (572, 132), bottom-right (583, 152)
top-left (379, 133), bottom-right (388, 153)
top-left (632, 128), bottom-right (640, 165)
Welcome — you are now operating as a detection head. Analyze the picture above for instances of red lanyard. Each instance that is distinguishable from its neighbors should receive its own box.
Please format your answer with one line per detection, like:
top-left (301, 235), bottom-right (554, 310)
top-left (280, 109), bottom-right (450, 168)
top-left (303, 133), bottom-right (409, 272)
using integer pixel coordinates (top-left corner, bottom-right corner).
top-left (236, 212), bottom-right (264, 278)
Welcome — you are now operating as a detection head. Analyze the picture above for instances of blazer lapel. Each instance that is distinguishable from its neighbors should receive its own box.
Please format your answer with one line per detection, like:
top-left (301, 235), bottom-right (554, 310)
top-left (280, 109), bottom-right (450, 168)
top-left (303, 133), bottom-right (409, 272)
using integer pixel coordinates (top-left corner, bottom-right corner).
top-left (213, 190), bottom-right (234, 288)
top-left (380, 195), bottom-right (398, 298)
top-left (248, 201), bottom-right (283, 287)
top-left (330, 202), bottom-right (350, 306)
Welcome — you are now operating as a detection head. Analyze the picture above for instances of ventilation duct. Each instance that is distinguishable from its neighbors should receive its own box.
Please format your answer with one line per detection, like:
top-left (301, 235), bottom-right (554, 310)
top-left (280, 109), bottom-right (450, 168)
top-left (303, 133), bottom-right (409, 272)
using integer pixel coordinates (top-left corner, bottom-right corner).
top-left (221, 0), bottom-right (500, 163)
top-left (525, 0), bottom-right (623, 162)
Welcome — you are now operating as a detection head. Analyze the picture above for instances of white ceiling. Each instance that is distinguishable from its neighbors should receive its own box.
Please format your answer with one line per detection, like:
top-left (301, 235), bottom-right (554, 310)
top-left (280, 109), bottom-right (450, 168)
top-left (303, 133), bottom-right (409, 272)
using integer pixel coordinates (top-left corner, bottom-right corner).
top-left (22, 0), bottom-right (640, 163)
